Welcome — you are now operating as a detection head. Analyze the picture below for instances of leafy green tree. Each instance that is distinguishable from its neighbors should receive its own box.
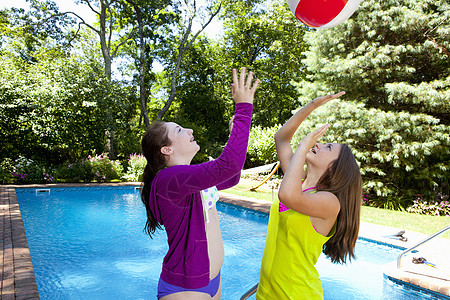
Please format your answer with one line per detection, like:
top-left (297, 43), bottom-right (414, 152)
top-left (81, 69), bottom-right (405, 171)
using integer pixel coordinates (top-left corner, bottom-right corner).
top-left (219, 0), bottom-right (308, 127)
top-left (295, 0), bottom-right (449, 204)
top-left (167, 37), bottom-right (230, 163)
top-left (1, 3), bottom-right (76, 63)
top-left (156, 0), bottom-right (221, 121)
top-left (0, 14), bottom-right (136, 166)
top-left (117, 0), bottom-right (176, 128)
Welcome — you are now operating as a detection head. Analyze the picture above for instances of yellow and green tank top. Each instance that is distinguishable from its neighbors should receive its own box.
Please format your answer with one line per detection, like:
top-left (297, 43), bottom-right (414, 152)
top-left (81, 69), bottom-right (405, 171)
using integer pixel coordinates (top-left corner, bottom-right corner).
top-left (256, 195), bottom-right (335, 300)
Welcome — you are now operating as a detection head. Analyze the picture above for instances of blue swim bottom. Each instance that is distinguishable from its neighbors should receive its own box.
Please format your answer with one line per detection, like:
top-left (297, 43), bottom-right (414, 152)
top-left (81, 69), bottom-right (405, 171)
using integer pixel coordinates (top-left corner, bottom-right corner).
top-left (157, 272), bottom-right (221, 299)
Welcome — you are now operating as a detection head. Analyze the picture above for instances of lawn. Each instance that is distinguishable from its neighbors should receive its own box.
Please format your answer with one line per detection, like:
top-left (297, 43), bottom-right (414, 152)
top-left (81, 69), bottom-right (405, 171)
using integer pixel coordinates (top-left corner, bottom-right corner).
top-left (224, 178), bottom-right (450, 239)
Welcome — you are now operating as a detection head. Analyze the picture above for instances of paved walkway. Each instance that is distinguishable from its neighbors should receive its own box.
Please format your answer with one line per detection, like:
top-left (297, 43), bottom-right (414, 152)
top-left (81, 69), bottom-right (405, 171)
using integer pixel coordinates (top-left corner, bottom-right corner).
top-left (1, 185), bottom-right (449, 299)
top-left (1, 187), bottom-right (39, 300)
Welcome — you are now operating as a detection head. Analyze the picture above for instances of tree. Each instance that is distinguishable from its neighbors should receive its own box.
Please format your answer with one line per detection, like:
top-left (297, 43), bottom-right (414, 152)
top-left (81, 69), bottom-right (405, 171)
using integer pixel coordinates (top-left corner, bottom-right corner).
top-left (167, 36), bottom-right (230, 163)
top-left (295, 0), bottom-right (449, 204)
top-left (118, 0), bottom-right (176, 129)
top-left (41, 0), bottom-right (136, 80)
top-left (17, 0), bottom-right (140, 158)
top-left (1, 3), bottom-right (76, 63)
top-left (156, 0), bottom-right (221, 121)
top-left (150, 0), bottom-right (309, 162)
top-left (217, 0), bottom-right (308, 127)
top-left (0, 16), bottom-right (135, 165)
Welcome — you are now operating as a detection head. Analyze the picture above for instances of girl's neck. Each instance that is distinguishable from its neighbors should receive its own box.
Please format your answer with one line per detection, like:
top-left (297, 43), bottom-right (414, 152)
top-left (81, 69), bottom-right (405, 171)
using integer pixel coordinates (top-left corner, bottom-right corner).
top-left (166, 155), bottom-right (193, 167)
top-left (302, 177), bottom-right (318, 190)
top-left (302, 168), bottom-right (324, 190)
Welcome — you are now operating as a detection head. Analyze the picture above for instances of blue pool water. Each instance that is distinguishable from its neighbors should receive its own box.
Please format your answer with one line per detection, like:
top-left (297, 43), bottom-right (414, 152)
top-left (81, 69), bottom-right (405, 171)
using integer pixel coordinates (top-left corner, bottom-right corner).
top-left (16, 187), bottom-right (441, 299)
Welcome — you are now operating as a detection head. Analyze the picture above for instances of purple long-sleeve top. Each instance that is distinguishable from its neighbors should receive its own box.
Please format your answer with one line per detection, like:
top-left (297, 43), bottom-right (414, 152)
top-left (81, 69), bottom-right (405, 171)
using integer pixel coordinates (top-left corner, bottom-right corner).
top-left (149, 102), bottom-right (253, 289)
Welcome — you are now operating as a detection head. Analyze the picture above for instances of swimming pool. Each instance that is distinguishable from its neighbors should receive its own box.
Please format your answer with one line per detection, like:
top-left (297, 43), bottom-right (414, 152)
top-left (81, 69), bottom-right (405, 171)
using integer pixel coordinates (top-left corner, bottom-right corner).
top-left (16, 187), bottom-right (441, 299)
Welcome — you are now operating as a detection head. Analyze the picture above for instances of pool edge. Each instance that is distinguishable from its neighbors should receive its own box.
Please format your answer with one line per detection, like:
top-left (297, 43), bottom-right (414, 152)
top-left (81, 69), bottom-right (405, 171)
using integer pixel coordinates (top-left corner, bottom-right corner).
top-left (1, 186), bottom-right (40, 299)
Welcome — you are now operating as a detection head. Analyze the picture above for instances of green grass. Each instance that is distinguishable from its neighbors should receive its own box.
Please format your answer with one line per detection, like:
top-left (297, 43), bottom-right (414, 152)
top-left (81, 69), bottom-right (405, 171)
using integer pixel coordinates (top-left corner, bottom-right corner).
top-left (223, 185), bottom-right (276, 201)
top-left (224, 181), bottom-right (450, 239)
top-left (361, 206), bottom-right (450, 238)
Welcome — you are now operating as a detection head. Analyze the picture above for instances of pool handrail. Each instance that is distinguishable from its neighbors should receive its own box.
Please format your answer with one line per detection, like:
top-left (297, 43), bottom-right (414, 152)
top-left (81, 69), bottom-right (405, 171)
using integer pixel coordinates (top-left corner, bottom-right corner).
top-left (240, 283), bottom-right (258, 300)
top-left (397, 225), bottom-right (450, 269)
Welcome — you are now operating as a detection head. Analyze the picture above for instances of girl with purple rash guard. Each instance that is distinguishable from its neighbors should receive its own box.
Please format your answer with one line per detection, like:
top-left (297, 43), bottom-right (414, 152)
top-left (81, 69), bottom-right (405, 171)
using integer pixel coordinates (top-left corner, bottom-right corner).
top-left (140, 68), bottom-right (260, 300)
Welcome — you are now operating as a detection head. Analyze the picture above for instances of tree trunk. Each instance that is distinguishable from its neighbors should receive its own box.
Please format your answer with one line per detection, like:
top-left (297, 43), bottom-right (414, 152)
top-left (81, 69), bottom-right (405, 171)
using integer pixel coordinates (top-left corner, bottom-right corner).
top-left (136, 4), bottom-right (151, 129)
top-left (99, 0), bottom-right (113, 80)
top-left (157, 2), bottom-right (221, 120)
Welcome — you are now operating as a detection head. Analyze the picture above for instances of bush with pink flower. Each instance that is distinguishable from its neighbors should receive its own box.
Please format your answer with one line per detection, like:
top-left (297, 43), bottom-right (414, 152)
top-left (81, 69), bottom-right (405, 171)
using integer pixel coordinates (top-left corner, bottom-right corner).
top-left (407, 196), bottom-right (450, 217)
top-left (123, 154), bottom-right (146, 182)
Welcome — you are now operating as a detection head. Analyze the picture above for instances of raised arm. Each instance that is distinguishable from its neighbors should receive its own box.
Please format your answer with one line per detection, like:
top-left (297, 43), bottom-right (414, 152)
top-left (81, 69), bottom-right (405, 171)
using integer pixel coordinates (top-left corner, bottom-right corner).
top-left (275, 92), bottom-right (345, 174)
top-left (155, 68), bottom-right (260, 199)
top-left (278, 125), bottom-right (340, 220)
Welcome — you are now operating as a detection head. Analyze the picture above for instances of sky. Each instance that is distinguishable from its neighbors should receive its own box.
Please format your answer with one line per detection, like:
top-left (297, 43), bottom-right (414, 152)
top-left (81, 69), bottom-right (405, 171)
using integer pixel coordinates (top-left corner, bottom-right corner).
top-left (0, 0), bottom-right (97, 24)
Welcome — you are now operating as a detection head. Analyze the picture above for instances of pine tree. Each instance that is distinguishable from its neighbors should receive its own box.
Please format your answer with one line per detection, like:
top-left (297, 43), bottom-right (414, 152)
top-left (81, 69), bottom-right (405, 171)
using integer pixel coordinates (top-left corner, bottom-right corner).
top-left (294, 0), bottom-right (449, 206)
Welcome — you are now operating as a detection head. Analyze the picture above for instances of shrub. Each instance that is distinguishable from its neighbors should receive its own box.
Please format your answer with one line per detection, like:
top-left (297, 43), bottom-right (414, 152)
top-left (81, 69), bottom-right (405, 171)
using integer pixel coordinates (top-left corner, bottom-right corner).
top-left (42, 171), bottom-right (55, 183)
top-left (362, 194), bottom-right (372, 206)
top-left (8, 156), bottom-right (50, 184)
top-left (123, 154), bottom-right (146, 182)
top-left (363, 196), bottom-right (412, 211)
top-left (407, 197), bottom-right (450, 217)
top-left (55, 160), bottom-right (94, 182)
top-left (0, 158), bottom-right (15, 184)
top-left (12, 156), bottom-right (34, 183)
top-left (55, 154), bottom-right (122, 183)
top-left (88, 154), bottom-right (123, 182)
top-left (247, 125), bottom-right (280, 166)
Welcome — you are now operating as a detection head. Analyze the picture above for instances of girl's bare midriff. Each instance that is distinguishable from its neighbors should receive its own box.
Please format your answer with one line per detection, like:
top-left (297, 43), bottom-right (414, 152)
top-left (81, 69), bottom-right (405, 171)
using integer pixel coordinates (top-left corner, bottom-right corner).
top-left (205, 206), bottom-right (224, 280)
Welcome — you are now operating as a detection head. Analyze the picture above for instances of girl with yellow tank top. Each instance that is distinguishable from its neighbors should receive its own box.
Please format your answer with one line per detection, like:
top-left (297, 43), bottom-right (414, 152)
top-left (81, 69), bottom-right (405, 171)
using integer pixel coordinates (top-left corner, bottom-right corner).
top-left (256, 92), bottom-right (362, 300)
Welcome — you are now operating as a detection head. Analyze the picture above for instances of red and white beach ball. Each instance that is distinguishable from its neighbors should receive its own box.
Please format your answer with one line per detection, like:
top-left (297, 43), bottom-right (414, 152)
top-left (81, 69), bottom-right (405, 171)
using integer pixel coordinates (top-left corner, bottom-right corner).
top-left (287, 0), bottom-right (362, 29)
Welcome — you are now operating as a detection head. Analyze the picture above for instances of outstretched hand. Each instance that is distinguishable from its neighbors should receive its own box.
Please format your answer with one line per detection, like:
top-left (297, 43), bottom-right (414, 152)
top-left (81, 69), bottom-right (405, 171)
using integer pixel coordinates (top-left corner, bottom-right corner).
top-left (299, 124), bottom-right (331, 152)
top-left (231, 67), bottom-right (260, 104)
top-left (309, 91), bottom-right (346, 109)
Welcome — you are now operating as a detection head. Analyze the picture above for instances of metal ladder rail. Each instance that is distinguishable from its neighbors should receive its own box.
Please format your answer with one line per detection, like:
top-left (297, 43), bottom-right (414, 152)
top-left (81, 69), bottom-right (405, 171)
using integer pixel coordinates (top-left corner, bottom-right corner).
top-left (397, 225), bottom-right (450, 269)
top-left (240, 283), bottom-right (258, 300)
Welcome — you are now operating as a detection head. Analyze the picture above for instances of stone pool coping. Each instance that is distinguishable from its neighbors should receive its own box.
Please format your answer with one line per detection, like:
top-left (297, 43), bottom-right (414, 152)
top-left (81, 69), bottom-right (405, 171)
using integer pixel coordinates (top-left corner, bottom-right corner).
top-left (1, 183), bottom-right (449, 299)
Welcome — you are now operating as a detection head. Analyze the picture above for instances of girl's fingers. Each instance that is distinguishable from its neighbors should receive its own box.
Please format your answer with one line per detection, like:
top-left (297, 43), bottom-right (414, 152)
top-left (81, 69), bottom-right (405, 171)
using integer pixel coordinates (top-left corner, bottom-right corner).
top-left (232, 69), bottom-right (238, 87)
top-left (245, 71), bottom-right (254, 88)
top-left (251, 79), bottom-right (260, 92)
top-left (314, 91), bottom-right (346, 106)
top-left (326, 91), bottom-right (345, 100)
top-left (334, 91), bottom-right (346, 98)
top-left (318, 124), bottom-right (330, 134)
top-left (313, 124), bottom-right (330, 140)
top-left (240, 67), bottom-right (246, 87)
top-left (326, 91), bottom-right (345, 102)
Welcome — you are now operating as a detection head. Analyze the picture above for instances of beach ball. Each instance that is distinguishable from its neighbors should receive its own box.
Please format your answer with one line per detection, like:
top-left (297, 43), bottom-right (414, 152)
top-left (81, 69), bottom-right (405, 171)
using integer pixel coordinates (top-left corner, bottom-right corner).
top-left (287, 0), bottom-right (362, 29)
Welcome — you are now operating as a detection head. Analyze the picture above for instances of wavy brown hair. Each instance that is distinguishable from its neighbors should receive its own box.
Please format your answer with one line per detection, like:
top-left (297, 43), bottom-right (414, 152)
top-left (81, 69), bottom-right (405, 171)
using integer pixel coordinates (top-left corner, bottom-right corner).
top-left (317, 144), bottom-right (362, 264)
top-left (140, 121), bottom-right (171, 238)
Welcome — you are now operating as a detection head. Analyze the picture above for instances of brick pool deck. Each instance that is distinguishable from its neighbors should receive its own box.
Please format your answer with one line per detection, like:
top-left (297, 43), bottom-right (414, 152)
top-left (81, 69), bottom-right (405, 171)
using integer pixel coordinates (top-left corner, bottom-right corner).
top-left (1, 187), bottom-right (39, 300)
top-left (1, 184), bottom-right (449, 299)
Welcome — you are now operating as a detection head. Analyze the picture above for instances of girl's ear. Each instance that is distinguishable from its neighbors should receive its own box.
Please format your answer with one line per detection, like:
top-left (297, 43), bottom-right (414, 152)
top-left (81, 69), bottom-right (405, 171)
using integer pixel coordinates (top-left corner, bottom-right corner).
top-left (161, 146), bottom-right (172, 156)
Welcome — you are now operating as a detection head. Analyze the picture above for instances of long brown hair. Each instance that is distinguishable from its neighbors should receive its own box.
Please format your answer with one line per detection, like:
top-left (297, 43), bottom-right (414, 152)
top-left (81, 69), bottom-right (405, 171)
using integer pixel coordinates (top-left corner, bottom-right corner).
top-left (141, 121), bottom-right (171, 238)
top-left (317, 144), bottom-right (362, 264)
